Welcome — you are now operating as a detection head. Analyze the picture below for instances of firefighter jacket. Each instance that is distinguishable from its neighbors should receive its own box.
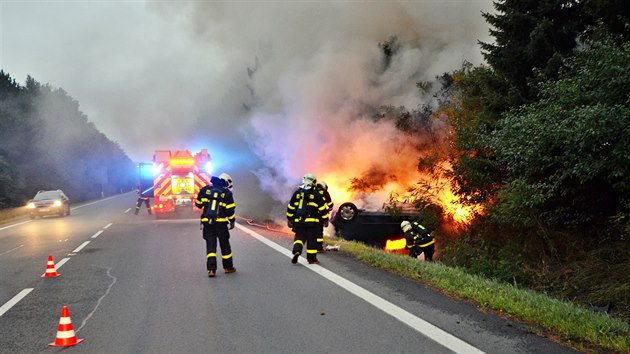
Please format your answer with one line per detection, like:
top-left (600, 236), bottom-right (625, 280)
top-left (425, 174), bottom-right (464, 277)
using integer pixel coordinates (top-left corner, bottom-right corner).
top-left (195, 177), bottom-right (236, 225)
top-left (317, 186), bottom-right (334, 213)
top-left (287, 185), bottom-right (329, 228)
top-left (404, 221), bottom-right (435, 249)
top-left (136, 189), bottom-right (149, 201)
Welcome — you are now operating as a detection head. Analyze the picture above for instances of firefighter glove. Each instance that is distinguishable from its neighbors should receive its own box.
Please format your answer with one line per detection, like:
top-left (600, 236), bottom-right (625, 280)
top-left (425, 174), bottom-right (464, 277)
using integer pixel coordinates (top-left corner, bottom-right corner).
top-left (229, 221), bottom-right (235, 230)
top-left (324, 221), bottom-right (329, 228)
top-left (288, 219), bottom-right (294, 228)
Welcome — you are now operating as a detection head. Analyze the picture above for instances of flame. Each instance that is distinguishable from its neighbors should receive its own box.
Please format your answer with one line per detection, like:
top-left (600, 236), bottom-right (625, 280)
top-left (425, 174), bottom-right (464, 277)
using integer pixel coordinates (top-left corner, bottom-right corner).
top-left (435, 185), bottom-right (482, 224)
top-left (384, 238), bottom-right (406, 251)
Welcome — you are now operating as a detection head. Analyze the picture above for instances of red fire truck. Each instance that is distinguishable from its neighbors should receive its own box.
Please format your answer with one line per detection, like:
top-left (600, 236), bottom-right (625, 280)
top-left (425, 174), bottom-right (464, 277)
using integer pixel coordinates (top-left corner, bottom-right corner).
top-left (151, 149), bottom-right (212, 216)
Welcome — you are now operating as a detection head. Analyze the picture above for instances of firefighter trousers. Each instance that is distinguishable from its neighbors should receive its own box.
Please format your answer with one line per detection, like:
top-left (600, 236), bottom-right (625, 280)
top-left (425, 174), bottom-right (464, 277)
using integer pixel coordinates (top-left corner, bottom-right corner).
top-left (135, 198), bottom-right (151, 214)
top-left (410, 244), bottom-right (435, 261)
top-left (292, 226), bottom-right (319, 262)
top-left (203, 223), bottom-right (234, 271)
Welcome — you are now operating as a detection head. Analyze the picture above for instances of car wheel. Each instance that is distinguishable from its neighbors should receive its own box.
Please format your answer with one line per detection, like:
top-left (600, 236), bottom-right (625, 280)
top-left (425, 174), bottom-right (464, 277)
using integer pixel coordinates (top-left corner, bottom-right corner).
top-left (337, 202), bottom-right (358, 222)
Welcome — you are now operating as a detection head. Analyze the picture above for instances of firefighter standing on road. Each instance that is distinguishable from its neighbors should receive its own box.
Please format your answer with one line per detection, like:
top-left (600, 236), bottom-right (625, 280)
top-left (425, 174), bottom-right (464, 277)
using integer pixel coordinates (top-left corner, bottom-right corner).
top-left (315, 181), bottom-right (333, 252)
top-left (401, 220), bottom-right (435, 261)
top-left (134, 188), bottom-right (152, 215)
top-left (287, 173), bottom-right (329, 265)
top-left (195, 173), bottom-right (237, 277)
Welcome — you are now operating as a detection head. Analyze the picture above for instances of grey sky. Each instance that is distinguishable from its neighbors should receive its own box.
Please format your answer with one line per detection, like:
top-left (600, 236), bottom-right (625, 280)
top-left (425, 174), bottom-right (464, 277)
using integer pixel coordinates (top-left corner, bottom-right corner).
top-left (1, 0), bottom-right (494, 216)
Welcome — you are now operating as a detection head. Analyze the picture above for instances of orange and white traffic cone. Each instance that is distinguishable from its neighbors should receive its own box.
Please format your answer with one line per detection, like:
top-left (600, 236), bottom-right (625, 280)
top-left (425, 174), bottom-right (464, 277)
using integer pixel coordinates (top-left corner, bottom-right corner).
top-left (49, 306), bottom-right (84, 347)
top-left (42, 255), bottom-right (60, 278)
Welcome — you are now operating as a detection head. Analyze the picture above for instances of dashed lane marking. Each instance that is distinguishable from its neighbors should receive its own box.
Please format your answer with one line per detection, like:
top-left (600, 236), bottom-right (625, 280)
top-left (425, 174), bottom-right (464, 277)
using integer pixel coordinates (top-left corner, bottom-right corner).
top-left (0, 289), bottom-right (33, 317)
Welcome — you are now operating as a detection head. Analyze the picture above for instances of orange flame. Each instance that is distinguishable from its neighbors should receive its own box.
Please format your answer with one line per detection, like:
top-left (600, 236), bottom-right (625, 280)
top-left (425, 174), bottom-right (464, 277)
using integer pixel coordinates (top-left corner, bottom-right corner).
top-left (384, 238), bottom-right (406, 251)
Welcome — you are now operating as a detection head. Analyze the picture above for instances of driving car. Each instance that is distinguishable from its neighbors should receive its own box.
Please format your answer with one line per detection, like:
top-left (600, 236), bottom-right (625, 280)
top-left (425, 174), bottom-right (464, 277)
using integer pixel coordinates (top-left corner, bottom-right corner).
top-left (26, 190), bottom-right (71, 219)
top-left (331, 202), bottom-right (418, 248)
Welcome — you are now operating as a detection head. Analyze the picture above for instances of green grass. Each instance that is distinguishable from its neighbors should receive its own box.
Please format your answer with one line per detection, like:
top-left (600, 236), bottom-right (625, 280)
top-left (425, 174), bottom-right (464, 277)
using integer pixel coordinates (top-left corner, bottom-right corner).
top-left (330, 238), bottom-right (630, 353)
top-left (0, 206), bottom-right (30, 224)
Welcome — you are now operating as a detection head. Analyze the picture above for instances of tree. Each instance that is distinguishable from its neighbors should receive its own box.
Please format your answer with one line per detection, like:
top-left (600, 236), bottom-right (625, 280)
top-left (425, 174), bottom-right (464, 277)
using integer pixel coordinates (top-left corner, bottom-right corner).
top-left (490, 38), bottom-right (630, 236)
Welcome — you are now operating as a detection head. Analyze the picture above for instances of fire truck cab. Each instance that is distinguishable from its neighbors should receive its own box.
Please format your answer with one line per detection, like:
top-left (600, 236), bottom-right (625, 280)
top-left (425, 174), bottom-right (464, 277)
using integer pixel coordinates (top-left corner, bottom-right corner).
top-left (151, 149), bottom-right (212, 216)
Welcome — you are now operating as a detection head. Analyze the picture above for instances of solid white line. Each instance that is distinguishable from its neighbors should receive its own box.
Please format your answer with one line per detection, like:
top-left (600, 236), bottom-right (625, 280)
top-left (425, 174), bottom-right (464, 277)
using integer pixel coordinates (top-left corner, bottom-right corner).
top-left (0, 244), bottom-right (24, 256)
top-left (0, 288), bottom-right (33, 317)
top-left (236, 224), bottom-right (485, 354)
top-left (72, 241), bottom-right (90, 253)
top-left (0, 220), bottom-right (31, 231)
top-left (91, 230), bottom-right (104, 239)
top-left (104, 223), bottom-right (113, 229)
top-left (71, 195), bottom-right (120, 210)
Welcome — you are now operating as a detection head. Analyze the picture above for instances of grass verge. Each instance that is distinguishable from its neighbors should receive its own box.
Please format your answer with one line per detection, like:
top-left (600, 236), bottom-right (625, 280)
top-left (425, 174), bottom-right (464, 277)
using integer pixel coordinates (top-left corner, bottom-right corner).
top-left (329, 238), bottom-right (630, 353)
top-left (0, 206), bottom-right (29, 224)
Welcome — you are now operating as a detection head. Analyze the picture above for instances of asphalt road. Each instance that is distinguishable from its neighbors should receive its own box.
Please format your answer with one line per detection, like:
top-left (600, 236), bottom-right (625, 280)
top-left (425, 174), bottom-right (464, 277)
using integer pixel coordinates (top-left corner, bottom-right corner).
top-left (0, 193), bottom-right (580, 353)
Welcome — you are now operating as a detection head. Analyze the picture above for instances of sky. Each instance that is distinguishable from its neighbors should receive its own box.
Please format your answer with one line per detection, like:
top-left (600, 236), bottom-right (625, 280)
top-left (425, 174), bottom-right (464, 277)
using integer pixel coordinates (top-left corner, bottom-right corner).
top-left (1, 0), bottom-right (494, 218)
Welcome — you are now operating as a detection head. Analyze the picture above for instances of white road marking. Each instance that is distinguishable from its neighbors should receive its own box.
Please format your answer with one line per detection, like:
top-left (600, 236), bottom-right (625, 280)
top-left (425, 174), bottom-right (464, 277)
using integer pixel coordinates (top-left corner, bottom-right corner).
top-left (91, 230), bottom-right (103, 239)
top-left (0, 244), bottom-right (24, 256)
top-left (124, 208), bottom-right (131, 213)
top-left (56, 257), bottom-right (70, 269)
top-left (104, 223), bottom-right (113, 229)
top-left (0, 220), bottom-right (31, 231)
top-left (236, 223), bottom-right (485, 354)
top-left (70, 195), bottom-right (120, 210)
top-left (72, 241), bottom-right (90, 253)
top-left (0, 288), bottom-right (33, 317)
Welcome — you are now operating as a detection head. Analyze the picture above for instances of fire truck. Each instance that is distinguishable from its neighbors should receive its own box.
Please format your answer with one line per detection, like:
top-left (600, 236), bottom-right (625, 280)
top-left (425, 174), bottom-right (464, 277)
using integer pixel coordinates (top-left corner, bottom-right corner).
top-left (150, 149), bottom-right (212, 216)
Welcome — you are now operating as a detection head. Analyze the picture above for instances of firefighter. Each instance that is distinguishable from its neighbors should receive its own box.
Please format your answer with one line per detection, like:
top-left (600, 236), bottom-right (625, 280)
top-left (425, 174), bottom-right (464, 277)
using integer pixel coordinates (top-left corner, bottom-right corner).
top-left (400, 220), bottom-right (435, 261)
top-left (315, 181), bottom-right (333, 252)
top-left (134, 188), bottom-right (152, 215)
top-left (195, 173), bottom-right (236, 277)
top-left (287, 173), bottom-right (329, 265)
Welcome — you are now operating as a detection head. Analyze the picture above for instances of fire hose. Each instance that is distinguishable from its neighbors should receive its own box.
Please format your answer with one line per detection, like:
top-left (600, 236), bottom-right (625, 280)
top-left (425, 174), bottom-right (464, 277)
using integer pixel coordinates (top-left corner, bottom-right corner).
top-left (236, 216), bottom-right (293, 235)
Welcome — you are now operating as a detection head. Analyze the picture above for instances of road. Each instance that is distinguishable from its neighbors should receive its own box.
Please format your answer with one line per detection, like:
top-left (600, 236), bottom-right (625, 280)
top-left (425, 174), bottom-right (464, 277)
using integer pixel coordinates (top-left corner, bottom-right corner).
top-left (0, 193), bottom-right (579, 353)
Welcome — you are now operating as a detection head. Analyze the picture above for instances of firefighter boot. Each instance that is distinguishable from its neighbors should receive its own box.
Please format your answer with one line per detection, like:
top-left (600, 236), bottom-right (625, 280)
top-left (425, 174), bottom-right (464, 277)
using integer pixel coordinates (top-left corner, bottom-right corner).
top-left (208, 270), bottom-right (216, 277)
top-left (224, 268), bottom-right (236, 274)
top-left (291, 252), bottom-right (300, 264)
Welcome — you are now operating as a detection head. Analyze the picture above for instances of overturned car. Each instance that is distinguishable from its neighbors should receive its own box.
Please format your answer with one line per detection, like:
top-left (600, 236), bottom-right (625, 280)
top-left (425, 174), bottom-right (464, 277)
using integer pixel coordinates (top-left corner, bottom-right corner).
top-left (330, 202), bottom-right (419, 248)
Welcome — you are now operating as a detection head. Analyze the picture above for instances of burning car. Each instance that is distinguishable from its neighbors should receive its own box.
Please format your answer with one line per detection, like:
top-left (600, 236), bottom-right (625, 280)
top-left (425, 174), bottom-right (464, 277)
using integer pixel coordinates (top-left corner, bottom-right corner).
top-left (330, 202), bottom-right (418, 248)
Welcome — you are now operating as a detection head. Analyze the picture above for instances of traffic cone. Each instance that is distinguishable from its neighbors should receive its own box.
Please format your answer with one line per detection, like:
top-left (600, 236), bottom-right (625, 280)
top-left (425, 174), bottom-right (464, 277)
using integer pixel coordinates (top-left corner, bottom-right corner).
top-left (49, 306), bottom-right (84, 347)
top-left (43, 255), bottom-right (60, 278)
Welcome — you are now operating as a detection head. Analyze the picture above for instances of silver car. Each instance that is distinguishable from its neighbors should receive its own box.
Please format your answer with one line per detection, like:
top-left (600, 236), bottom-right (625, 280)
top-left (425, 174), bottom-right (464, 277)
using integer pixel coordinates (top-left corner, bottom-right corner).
top-left (27, 190), bottom-right (71, 219)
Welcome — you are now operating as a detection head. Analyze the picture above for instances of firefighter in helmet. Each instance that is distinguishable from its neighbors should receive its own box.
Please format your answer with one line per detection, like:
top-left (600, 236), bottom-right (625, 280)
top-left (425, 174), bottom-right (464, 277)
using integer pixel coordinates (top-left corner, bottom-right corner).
top-left (315, 181), bottom-right (333, 251)
top-left (287, 173), bottom-right (329, 264)
top-left (134, 187), bottom-right (152, 215)
top-left (400, 220), bottom-right (435, 261)
top-left (195, 173), bottom-right (236, 277)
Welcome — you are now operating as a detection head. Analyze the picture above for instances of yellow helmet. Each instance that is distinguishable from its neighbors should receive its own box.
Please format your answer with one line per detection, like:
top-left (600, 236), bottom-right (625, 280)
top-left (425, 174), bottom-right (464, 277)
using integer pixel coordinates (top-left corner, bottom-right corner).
top-left (400, 220), bottom-right (412, 232)
top-left (219, 173), bottom-right (233, 189)
top-left (302, 173), bottom-right (317, 186)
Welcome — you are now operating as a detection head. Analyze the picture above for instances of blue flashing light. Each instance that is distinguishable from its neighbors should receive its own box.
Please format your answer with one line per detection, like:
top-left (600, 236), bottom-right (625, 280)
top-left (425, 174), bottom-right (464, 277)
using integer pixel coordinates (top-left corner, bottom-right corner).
top-left (205, 161), bottom-right (213, 174)
top-left (151, 164), bottom-right (161, 175)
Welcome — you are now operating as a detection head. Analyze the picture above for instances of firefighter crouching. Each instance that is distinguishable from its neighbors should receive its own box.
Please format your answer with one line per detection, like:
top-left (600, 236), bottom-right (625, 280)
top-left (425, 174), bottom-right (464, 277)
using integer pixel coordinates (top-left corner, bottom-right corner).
top-left (195, 173), bottom-right (236, 277)
top-left (401, 220), bottom-right (435, 261)
top-left (134, 188), bottom-right (152, 215)
top-left (315, 181), bottom-right (333, 252)
top-left (287, 173), bottom-right (329, 265)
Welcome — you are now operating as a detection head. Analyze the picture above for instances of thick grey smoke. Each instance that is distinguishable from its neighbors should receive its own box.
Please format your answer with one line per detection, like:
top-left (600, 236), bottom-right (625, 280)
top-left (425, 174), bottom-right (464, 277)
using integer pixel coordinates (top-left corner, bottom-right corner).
top-left (2, 1), bottom-right (493, 219)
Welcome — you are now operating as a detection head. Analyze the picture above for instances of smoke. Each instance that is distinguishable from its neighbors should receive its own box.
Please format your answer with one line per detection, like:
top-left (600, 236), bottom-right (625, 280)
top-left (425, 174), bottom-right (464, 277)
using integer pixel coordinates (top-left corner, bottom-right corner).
top-left (2, 1), bottom-right (493, 219)
top-left (152, 1), bottom-right (493, 218)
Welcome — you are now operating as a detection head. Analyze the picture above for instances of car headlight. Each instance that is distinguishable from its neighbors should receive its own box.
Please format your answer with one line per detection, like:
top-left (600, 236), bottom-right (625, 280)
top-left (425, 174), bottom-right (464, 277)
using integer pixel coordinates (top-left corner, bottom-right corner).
top-left (27, 202), bottom-right (35, 209)
top-left (53, 200), bottom-right (62, 207)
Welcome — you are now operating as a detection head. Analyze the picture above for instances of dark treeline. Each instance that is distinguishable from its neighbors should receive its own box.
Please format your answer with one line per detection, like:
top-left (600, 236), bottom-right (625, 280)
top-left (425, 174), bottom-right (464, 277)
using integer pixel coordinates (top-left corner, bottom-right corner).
top-left (432, 0), bottom-right (630, 320)
top-left (0, 72), bottom-right (136, 207)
